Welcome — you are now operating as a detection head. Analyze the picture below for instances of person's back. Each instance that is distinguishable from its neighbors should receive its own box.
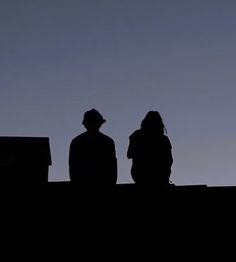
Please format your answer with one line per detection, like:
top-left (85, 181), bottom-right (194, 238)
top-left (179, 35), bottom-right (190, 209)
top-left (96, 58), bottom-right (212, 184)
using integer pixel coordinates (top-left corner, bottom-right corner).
top-left (69, 109), bottom-right (117, 186)
top-left (127, 111), bottom-right (173, 187)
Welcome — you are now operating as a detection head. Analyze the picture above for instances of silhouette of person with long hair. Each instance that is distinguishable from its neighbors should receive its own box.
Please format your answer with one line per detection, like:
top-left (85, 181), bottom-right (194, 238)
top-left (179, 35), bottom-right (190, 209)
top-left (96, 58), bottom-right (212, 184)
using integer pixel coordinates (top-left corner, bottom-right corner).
top-left (127, 111), bottom-right (173, 188)
top-left (69, 109), bottom-right (117, 186)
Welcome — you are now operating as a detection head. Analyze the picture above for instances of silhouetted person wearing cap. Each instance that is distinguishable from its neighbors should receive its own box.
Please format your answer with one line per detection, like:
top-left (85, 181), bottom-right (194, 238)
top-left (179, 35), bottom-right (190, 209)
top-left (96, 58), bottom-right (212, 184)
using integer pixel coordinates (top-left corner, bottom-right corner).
top-left (127, 111), bottom-right (173, 188)
top-left (69, 109), bottom-right (117, 186)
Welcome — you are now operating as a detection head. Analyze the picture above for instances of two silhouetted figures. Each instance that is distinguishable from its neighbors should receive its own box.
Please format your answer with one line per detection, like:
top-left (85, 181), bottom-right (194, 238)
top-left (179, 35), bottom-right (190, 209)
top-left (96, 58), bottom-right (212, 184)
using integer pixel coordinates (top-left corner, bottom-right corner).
top-left (69, 109), bottom-right (173, 188)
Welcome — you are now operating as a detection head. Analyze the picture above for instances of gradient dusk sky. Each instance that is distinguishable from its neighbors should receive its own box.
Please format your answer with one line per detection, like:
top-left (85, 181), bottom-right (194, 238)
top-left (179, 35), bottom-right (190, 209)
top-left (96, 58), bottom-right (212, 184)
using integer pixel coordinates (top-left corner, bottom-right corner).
top-left (1, 0), bottom-right (236, 185)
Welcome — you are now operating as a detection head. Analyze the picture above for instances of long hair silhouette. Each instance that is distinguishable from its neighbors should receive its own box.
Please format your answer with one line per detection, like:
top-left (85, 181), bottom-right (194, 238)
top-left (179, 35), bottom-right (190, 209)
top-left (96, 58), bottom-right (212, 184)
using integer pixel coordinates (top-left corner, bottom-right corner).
top-left (127, 110), bottom-right (173, 187)
top-left (141, 111), bottom-right (167, 135)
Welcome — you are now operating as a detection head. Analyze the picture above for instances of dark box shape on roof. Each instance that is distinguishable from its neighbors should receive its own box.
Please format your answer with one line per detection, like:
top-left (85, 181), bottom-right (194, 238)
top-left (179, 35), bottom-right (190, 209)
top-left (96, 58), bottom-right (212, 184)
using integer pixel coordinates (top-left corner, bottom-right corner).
top-left (0, 137), bottom-right (51, 182)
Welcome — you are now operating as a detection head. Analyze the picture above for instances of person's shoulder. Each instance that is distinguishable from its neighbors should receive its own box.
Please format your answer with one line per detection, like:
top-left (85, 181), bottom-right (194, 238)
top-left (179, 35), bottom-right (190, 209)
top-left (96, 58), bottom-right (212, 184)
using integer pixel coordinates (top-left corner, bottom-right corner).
top-left (163, 135), bottom-right (172, 147)
top-left (163, 134), bottom-right (171, 141)
top-left (71, 132), bottom-right (87, 143)
top-left (129, 129), bottom-right (141, 139)
top-left (99, 132), bottom-right (115, 143)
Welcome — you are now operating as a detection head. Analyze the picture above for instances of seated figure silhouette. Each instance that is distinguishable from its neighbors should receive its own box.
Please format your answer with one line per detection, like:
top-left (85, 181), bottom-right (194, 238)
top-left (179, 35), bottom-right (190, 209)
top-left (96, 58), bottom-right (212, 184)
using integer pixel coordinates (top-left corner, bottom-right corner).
top-left (69, 109), bottom-right (117, 186)
top-left (127, 111), bottom-right (173, 188)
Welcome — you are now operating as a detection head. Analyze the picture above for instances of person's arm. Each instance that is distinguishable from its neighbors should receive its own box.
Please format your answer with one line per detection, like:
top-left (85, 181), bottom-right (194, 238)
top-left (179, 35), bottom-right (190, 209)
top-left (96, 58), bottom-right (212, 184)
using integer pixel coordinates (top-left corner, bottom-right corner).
top-left (127, 137), bottom-right (134, 159)
top-left (167, 147), bottom-right (173, 167)
top-left (110, 141), bottom-right (118, 184)
top-left (69, 141), bottom-right (77, 181)
top-left (164, 137), bottom-right (173, 168)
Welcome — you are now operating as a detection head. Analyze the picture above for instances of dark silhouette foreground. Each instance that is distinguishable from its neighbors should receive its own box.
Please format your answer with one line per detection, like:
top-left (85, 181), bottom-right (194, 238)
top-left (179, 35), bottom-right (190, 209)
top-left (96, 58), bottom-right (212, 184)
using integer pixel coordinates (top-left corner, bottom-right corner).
top-left (0, 181), bottom-right (233, 260)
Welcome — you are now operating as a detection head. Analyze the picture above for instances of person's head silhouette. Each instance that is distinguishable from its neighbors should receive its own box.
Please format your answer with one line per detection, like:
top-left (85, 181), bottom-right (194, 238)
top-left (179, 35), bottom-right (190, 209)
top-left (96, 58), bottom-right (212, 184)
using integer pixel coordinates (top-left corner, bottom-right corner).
top-left (141, 111), bottom-right (166, 135)
top-left (82, 109), bottom-right (106, 133)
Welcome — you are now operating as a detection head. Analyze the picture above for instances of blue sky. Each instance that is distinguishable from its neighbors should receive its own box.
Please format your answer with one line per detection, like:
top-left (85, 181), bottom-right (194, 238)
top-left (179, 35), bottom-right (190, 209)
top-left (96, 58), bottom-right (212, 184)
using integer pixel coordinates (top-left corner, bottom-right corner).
top-left (1, 0), bottom-right (236, 185)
